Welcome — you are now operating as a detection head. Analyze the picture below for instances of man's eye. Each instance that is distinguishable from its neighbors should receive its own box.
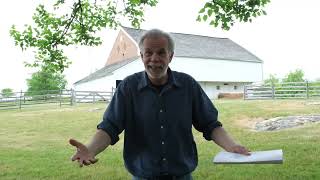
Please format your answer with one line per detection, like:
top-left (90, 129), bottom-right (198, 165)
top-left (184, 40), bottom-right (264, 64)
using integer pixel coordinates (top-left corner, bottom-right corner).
top-left (145, 52), bottom-right (152, 56)
top-left (158, 51), bottom-right (166, 56)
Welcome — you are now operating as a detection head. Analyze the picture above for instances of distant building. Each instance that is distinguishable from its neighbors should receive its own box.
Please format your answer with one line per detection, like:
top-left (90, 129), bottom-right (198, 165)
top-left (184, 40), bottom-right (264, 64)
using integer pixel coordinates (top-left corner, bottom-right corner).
top-left (74, 27), bottom-right (263, 99)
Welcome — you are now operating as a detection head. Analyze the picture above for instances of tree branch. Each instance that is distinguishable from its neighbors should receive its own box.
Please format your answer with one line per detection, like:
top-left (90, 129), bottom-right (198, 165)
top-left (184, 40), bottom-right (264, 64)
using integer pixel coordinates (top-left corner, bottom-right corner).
top-left (53, 0), bottom-right (82, 48)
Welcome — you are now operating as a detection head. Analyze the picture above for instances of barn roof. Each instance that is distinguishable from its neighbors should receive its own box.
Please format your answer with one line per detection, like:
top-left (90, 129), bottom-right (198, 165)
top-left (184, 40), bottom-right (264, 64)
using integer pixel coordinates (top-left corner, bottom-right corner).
top-left (74, 56), bottom-right (139, 85)
top-left (123, 26), bottom-right (262, 63)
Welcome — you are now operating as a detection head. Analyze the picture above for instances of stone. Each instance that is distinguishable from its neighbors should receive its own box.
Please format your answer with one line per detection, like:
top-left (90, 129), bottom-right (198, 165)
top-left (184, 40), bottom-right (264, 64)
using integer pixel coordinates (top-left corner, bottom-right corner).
top-left (255, 115), bottom-right (320, 131)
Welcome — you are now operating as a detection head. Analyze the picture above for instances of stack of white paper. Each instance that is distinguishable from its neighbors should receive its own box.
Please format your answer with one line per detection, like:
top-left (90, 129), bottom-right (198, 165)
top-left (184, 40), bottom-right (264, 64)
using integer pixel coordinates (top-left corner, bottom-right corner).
top-left (213, 149), bottom-right (283, 164)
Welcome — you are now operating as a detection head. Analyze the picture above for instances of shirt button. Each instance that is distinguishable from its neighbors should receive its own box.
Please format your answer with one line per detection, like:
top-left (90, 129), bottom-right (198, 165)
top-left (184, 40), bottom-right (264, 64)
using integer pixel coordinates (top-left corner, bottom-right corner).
top-left (162, 158), bottom-right (166, 161)
top-left (162, 141), bottom-right (165, 145)
top-left (161, 126), bottom-right (163, 129)
top-left (160, 109), bottom-right (163, 113)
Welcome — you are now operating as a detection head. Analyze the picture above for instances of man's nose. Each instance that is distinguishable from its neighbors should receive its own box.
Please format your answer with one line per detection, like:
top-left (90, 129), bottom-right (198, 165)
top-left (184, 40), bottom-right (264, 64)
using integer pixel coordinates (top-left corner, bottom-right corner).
top-left (150, 53), bottom-right (160, 62)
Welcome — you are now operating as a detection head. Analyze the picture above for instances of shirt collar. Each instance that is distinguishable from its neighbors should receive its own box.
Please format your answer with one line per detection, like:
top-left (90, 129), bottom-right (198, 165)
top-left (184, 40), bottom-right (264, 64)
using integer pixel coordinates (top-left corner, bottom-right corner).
top-left (137, 68), bottom-right (181, 91)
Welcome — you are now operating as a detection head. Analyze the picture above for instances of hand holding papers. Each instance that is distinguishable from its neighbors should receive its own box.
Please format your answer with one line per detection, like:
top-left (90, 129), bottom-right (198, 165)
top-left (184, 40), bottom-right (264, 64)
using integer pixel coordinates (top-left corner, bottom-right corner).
top-left (213, 149), bottom-right (283, 164)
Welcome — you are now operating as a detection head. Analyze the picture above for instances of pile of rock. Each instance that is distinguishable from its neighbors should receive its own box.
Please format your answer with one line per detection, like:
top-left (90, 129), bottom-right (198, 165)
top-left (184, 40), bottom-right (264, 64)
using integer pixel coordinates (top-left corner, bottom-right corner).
top-left (255, 115), bottom-right (320, 131)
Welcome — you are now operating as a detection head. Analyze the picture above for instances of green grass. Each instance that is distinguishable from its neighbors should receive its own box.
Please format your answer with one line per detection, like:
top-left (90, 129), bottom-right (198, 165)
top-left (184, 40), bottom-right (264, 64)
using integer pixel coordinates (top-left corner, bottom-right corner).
top-left (0, 100), bottom-right (320, 179)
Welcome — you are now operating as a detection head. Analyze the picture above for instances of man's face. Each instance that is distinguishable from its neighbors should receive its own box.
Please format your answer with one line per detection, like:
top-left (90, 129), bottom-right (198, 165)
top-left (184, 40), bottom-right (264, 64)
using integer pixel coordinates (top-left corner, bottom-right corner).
top-left (140, 36), bottom-right (173, 85)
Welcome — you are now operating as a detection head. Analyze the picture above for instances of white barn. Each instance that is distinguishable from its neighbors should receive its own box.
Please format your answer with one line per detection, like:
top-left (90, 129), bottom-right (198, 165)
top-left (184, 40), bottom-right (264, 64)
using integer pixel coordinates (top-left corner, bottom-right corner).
top-left (74, 27), bottom-right (263, 99)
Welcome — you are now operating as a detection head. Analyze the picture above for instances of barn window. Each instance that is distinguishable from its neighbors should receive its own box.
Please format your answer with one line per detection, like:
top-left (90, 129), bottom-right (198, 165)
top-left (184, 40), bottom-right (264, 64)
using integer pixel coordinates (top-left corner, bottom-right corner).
top-left (216, 86), bottom-right (220, 90)
top-left (223, 83), bottom-right (229, 85)
top-left (234, 85), bottom-right (238, 90)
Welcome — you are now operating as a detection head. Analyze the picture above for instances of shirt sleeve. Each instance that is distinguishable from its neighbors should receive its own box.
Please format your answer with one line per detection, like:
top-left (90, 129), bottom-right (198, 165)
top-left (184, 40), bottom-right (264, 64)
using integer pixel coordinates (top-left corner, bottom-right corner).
top-left (191, 79), bottom-right (222, 141)
top-left (97, 81), bottom-right (128, 145)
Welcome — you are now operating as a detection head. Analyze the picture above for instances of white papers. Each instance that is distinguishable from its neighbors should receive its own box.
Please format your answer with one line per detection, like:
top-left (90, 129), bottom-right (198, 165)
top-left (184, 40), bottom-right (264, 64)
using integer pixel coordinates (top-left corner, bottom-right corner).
top-left (213, 149), bottom-right (283, 164)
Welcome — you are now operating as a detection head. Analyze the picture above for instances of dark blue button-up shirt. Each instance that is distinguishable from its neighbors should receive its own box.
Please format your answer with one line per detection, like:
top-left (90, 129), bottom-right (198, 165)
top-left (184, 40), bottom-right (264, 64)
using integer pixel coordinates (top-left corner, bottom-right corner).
top-left (97, 69), bottom-right (222, 178)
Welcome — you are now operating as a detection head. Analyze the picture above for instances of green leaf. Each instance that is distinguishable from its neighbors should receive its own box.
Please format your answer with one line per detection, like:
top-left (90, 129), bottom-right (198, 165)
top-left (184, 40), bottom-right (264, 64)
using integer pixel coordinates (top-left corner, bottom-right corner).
top-left (262, 10), bottom-right (267, 15)
top-left (208, 9), bottom-right (213, 17)
top-left (204, 2), bottom-right (211, 8)
top-left (130, 0), bottom-right (141, 4)
top-left (199, 8), bottom-right (205, 13)
top-left (196, 15), bottom-right (201, 22)
top-left (203, 15), bottom-right (208, 21)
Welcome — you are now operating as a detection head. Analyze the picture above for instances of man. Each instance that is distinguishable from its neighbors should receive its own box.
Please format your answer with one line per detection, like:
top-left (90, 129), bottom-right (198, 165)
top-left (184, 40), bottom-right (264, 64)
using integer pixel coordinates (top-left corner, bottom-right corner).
top-left (69, 29), bottom-right (250, 180)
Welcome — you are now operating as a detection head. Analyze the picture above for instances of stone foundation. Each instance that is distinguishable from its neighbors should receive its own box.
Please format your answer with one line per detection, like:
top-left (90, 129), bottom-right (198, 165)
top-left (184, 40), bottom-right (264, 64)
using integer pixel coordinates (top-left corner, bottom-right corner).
top-left (255, 115), bottom-right (320, 131)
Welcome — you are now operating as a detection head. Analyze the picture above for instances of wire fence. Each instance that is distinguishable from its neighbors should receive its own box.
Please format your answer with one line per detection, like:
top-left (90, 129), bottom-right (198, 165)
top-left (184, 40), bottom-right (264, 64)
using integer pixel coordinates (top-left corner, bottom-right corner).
top-left (244, 81), bottom-right (320, 100)
top-left (0, 89), bottom-right (115, 110)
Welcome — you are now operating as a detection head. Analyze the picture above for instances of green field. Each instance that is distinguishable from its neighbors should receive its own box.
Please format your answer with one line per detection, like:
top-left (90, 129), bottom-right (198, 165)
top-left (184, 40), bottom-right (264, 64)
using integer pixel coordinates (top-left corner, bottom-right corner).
top-left (1, 100), bottom-right (320, 180)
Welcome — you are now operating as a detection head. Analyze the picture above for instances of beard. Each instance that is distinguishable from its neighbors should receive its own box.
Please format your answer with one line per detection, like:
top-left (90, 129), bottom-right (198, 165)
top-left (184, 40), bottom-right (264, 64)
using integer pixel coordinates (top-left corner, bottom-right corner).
top-left (145, 64), bottom-right (168, 83)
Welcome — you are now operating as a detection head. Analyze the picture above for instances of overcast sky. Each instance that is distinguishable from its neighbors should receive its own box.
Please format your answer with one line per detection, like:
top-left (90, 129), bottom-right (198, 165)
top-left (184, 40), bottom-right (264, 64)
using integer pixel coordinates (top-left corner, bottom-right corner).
top-left (1, 0), bottom-right (319, 91)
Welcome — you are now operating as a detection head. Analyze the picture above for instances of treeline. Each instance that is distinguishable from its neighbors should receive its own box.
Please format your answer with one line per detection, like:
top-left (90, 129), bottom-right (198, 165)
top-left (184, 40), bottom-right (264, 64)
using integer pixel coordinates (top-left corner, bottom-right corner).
top-left (263, 69), bottom-right (320, 98)
top-left (264, 69), bottom-right (319, 85)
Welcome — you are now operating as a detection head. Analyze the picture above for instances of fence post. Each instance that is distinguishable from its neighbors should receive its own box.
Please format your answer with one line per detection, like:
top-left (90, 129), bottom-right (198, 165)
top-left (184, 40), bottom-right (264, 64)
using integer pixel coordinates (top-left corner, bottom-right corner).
top-left (272, 84), bottom-right (275, 99)
top-left (59, 89), bottom-right (62, 107)
top-left (70, 89), bottom-right (75, 106)
top-left (19, 90), bottom-right (22, 110)
top-left (44, 90), bottom-right (47, 102)
top-left (93, 92), bottom-right (96, 104)
top-left (306, 81), bottom-right (309, 99)
top-left (243, 85), bottom-right (246, 100)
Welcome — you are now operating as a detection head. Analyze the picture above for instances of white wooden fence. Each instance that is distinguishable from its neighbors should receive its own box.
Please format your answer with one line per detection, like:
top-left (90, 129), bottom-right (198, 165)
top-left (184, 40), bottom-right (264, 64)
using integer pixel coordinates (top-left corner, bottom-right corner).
top-left (244, 81), bottom-right (320, 100)
top-left (0, 89), bottom-right (115, 110)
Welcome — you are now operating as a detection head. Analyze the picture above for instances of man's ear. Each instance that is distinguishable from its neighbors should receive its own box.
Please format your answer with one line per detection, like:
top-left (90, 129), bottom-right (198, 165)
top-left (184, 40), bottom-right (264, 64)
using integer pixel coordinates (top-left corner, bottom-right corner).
top-left (169, 52), bottom-right (174, 63)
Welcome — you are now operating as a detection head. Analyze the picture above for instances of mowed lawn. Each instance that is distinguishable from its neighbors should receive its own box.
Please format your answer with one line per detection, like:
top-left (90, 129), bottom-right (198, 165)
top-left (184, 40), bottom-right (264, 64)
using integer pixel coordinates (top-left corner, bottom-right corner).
top-left (0, 100), bottom-right (320, 180)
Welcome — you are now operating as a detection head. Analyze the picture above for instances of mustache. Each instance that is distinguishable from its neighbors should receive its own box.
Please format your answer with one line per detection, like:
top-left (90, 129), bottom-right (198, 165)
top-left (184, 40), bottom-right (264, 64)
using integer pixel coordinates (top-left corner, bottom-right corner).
top-left (147, 64), bottom-right (164, 69)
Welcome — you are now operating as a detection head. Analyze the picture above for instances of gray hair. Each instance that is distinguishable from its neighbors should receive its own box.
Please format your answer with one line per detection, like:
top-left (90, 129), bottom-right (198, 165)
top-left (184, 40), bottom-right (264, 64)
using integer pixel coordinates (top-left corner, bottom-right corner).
top-left (138, 29), bottom-right (175, 53)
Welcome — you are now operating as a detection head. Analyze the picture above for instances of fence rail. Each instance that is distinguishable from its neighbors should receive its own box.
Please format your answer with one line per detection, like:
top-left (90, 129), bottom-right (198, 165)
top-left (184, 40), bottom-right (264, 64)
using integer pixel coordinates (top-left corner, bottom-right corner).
top-left (244, 81), bottom-right (320, 100)
top-left (0, 89), bottom-right (114, 110)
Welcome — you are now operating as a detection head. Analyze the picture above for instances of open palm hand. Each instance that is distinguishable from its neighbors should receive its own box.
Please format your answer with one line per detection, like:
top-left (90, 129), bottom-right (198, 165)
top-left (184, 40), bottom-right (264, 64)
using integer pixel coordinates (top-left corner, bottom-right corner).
top-left (69, 139), bottom-right (98, 167)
